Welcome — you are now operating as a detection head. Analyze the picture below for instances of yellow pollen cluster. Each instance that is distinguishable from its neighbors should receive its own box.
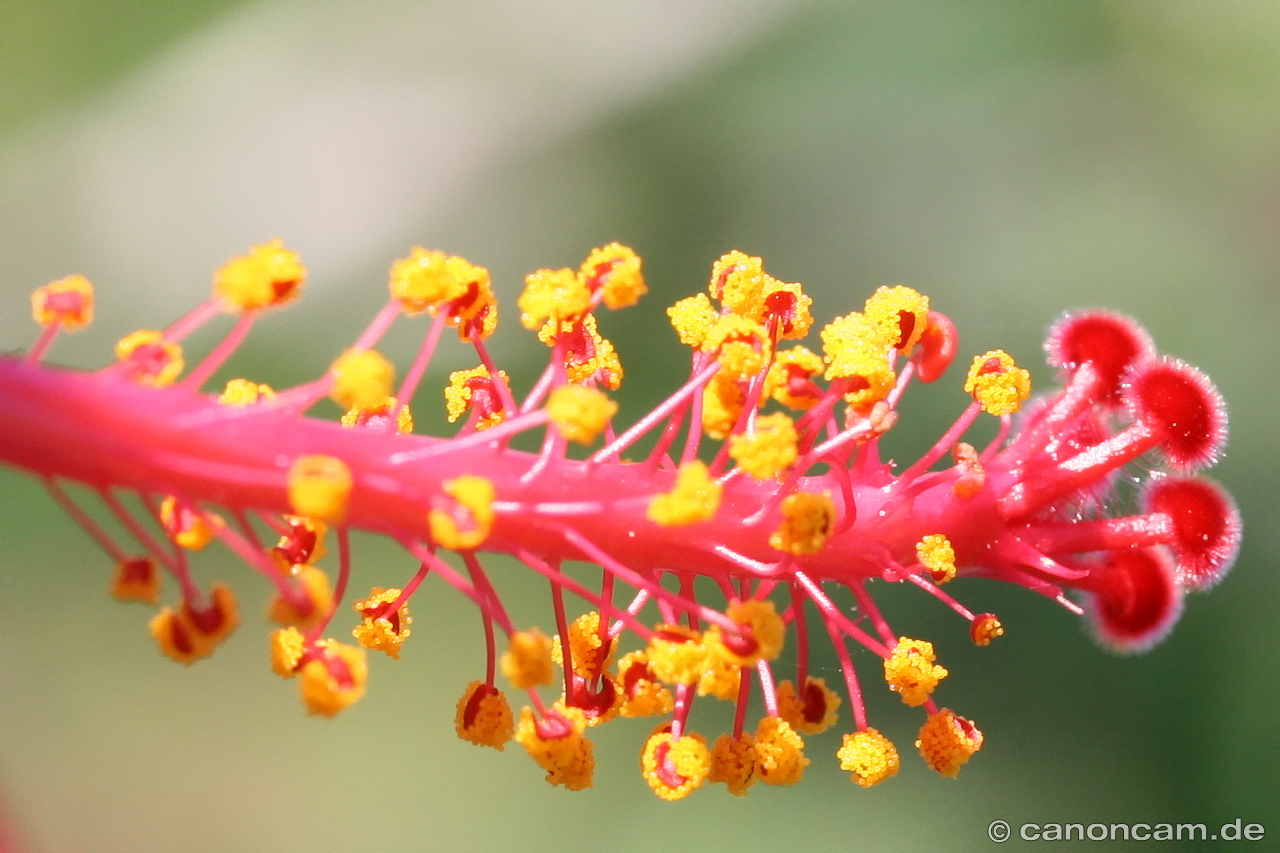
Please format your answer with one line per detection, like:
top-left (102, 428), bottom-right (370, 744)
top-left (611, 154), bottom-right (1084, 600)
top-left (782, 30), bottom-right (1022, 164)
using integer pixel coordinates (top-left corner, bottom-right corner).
top-left (917, 533), bottom-right (957, 583)
top-left (776, 677), bottom-right (842, 735)
top-left (268, 566), bottom-right (332, 629)
top-left (341, 396), bottom-right (413, 433)
top-left (700, 373), bottom-right (745, 440)
top-left (883, 637), bottom-right (949, 706)
top-left (579, 242), bottom-right (647, 310)
top-left (667, 293), bottom-right (719, 347)
top-left (388, 249), bottom-right (495, 338)
top-left (646, 460), bottom-right (721, 526)
top-left (965, 349), bottom-right (1031, 416)
top-left (837, 728), bottom-right (901, 788)
top-left (149, 584), bottom-right (240, 665)
top-left (864, 285), bottom-right (929, 353)
top-left (159, 496), bottom-right (219, 551)
top-left (270, 626), bottom-right (306, 677)
top-left (351, 587), bottom-right (412, 659)
top-left (971, 613), bottom-right (1005, 646)
top-left (427, 475), bottom-right (495, 550)
top-left (218, 378), bottom-right (276, 407)
top-left (820, 312), bottom-right (896, 410)
top-left (501, 629), bottom-right (555, 689)
top-left (916, 709), bottom-right (984, 778)
top-left (455, 681), bottom-right (514, 750)
top-left (703, 314), bottom-right (772, 378)
top-left (615, 651), bottom-right (675, 717)
top-left (764, 346), bottom-right (824, 410)
top-left (728, 412), bottom-right (798, 479)
top-left (444, 365), bottom-right (508, 428)
top-left (710, 250), bottom-right (765, 311)
top-left (287, 455), bottom-right (353, 524)
top-left (213, 238), bottom-right (306, 311)
top-left (769, 490), bottom-right (836, 555)
top-left (551, 612), bottom-right (615, 679)
top-left (329, 348), bottom-right (395, 412)
top-left (514, 706), bottom-right (595, 790)
top-left (641, 729), bottom-right (711, 801)
top-left (547, 385), bottom-right (616, 445)
top-left (31, 274), bottom-right (94, 329)
top-left (645, 625), bottom-right (705, 685)
top-left (710, 599), bottom-right (785, 667)
top-left (753, 716), bottom-right (809, 786)
top-left (115, 330), bottom-right (184, 387)
top-left (709, 732), bottom-right (757, 796)
top-left (299, 640), bottom-right (368, 716)
top-left (519, 268), bottom-right (591, 331)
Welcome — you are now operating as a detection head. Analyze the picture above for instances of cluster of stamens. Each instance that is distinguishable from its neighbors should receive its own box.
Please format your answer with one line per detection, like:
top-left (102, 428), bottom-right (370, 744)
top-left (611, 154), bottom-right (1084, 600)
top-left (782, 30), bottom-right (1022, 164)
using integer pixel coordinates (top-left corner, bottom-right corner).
top-left (1, 239), bottom-right (1239, 798)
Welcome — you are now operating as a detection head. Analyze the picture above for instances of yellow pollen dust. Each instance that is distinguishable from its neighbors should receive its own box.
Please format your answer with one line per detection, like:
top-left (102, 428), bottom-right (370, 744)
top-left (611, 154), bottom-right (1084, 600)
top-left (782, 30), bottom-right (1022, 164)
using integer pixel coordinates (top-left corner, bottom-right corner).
top-left (115, 330), bottom-right (184, 387)
top-left (31, 274), bottom-right (94, 330)
top-left (270, 626), bottom-right (306, 678)
top-left (647, 460), bottom-right (721, 527)
top-left (883, 637), bottom-right (948, 706)
top-left (615, 651), bottom-right (675, 718)
top-left (501, 629), bottom-right (555, 690)
top-left (917, 533), bottom-right (957, 583)
top-left (754, 716), bottom-right (809, 786)
top-left (444, 365), bottom-right (508, 428)
top-left (351, 587), bottom-right (411, 659)
top-left (299, 640), bottom-right (368, 717)
top-left (641, 729), bottom-right (711, 801)
top-left (776, 677), bottom-right (842, 735)
top-left (971, 613), bottom-right (1004, 646)
top-left (819, 312), bottom-right (896, 410)
top-left (709, 732), bottom-right (758, 797)
top-left (764, 345), bottom-right (824, 410)
top-left (965, 349), bottom-right (1031, 416)
top-left (709, 250), bottom-right (766, 315)
top-left (864, 285), bottom-right (929, 353)
top-left (340, 396), bottom-right (413, 433)
top-left (916, 708), bottom-right (983, 778)
top-left (645, 624), bottom-right (707, 685)
top-left (769, 490), bottom-right (836, 555)
top-left (551, 612), bottom-right (615, 679)
top-left (455, 681), bottom-right (514, 750)
top-left (218, 378), bottom-right (276, 407)
top-left (667, 293), bottom-right (719, 348)
top-left (213, 238), bottom-right (306, 311)
top-left (287, 455), bottom-right (353, 524)
top-left (519, 268), bottom-right (591, 331)
top-left (514, 705), bottom-right (595, 791)
top-left (701, 372), bottom-right (745, 441)
top-left (329, 348), bottom-right (395, 412)
top-left (547, 385), bottom-right (617, 445)
top-left (389, 248), bottom-right (470, 314)
top-left (580, 242), bottom-right (647, 310)
top-left (427, 475), bottom-right (495, 551)
top-left (712, 600), bottom-right (786, 667)
top-left (703, 314), bottom-right (772, 378)
top-left (837, 728), bottom-right (901, 788)
top-left (728, 412), bottom-right (798, 480)
top-left (756, 276), bottom-right (814, 339)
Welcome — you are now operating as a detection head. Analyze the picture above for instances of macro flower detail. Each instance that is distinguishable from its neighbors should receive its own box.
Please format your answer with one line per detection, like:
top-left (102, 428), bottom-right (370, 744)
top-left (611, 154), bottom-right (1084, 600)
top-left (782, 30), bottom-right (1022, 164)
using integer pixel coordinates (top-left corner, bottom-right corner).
top-left (0, 241), bottom-right (1241, 798)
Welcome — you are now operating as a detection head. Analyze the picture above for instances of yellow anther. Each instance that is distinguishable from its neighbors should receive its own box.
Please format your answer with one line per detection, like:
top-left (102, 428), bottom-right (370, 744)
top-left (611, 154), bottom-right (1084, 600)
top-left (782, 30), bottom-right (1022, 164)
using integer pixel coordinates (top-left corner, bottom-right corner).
top-left (701, 372), bottom-right (745, 441)
top-left (820, 312), bottom-right (896, 410)
top-left (757, 276), bottom-right (814, 339)
top-left (713, 599), bottom-right (786, 666)
top-left (110, 558), bottom-right (160, 605)
top-left (883, 637), bottom-right (949, 706)
top-left (550, 612), bottom-right (615, 679)
top-left (340, 395), bottom-right (413, 433)
top-left (667, 293), bottom-right (719, 348)
top-left (427, 475), bottom-right (495, 550)
top-left (519, 267), bottom-right (591, 331)
top-left (539, 314), bottom-right (623, 389)
top-left (837, 728), bottom-right (900, 788)
top-left (388, 247), bottom-right (466, 314)
top-left (709, 732), bottom-right (758, 796)
top-left (270, 627), bottom-right (306, 678)
top-left (500, 629), bottom-right (555, 690)
top-left (917, 533), bottom-right (957, 583)
top-left (213, 238), bottom-right (306, 311)
top-left (615, 651), bottom-right (675, 717)
top-left (444, 365), bottom-right (509, 429)
top-left (709, 250), bottom-right (765, 315)
top-left (769, 490), bottom-right (837, 556)
top-left (159, 496), bottom-right (220, 551)
top-left (754, 716), bottom-right (809, 786)
top-left (31, 274), bottom-right (94, 330)
top-left (702, 314), bottom-right (772, 378)
top-left (579, 242), bottom-right (646, 310)
top-left (647, 460), bottom-right (721, 526)
top-left (547, 385), bottom-right (617, 445)
top-left (765, 346), bottom-right (825, 410)
top-left (776, 677), bottom-right (842, 735)
top-left (115, 330), bottom-right (184, 387)
top-left (916, 708), bottom-right (983, 778)
top-left (455, 681), bottom-right (514, 750)
top-left (971, 613), bottom-right (1005, 646)
top-left (268, 566), bottom-right (333, 629)
top-left (287, 455), bottom-right (353, 524)
top-left (695, 651), bottom-right (742, 701)
top-left (149, 584), bottom-right (239, 665)
top-left (641, 728), bottom-right (711, 801)
top-left (270, 516), bottom-right (328, 571)
top-left (329, 348), bottom-right (395, 412)
top-left (514, 705), bottom-right (595, 791)
top-left (351, 587), bottom-right (412, 659)
top-left (964, 349), bottom-right (1031, 416)
top-left (298, 640), bottom-right (368, 717)
top-left (864, 285), bottom-right (929, 353)
top-left (218, 378), bottom-right (276, 407)
top-left (728, 412), bottom-right (798, 480)
top-left (645, 624), bottom-right (707, 685)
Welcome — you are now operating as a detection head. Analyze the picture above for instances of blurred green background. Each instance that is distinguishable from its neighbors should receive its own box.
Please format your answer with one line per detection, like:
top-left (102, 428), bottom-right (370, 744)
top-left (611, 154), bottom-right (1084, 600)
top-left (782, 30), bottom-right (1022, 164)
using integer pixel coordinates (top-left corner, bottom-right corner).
top-left (1, 1), bottom-right (1278, 851)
